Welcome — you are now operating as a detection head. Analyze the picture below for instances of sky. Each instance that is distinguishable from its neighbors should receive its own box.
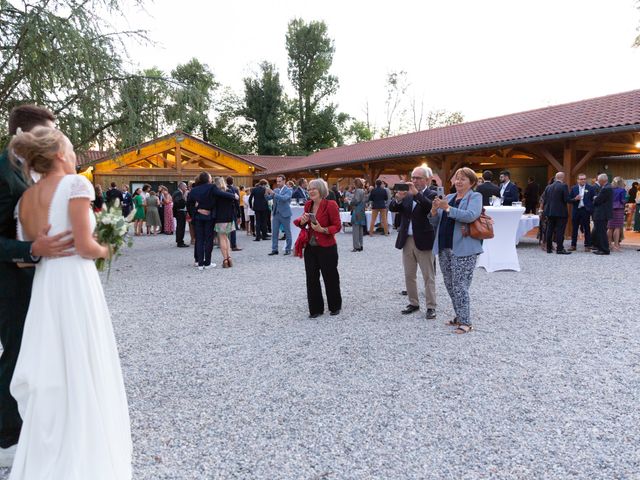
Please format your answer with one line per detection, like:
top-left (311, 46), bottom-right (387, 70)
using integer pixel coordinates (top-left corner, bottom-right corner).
top-left (119, 0), bottom-right (640, 131)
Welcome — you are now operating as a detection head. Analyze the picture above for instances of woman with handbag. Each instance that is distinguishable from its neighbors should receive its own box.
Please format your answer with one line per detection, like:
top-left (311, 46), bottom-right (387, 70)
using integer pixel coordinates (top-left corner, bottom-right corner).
top-left (293, 179), bottom-right (343, 318)
top-left (430, 167), bottom-right (484, 334)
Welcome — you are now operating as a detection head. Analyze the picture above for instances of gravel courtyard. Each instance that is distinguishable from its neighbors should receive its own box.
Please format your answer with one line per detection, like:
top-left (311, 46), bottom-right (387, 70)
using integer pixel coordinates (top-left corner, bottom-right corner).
top-left (2, 231), bottom-right (639, 479)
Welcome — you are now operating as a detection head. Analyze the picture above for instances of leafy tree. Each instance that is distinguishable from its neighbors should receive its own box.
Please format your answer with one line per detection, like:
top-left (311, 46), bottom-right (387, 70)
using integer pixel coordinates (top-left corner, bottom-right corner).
top-left (345, 119), bottom-right (374, 144)
top-left (243, 62), bottom-right (285, 155)
top-left (165, 58), bottom-right (218, 141)
top-left (0, 0), bottom-right (146, 149)
top-left (425, 110), bottom-right (464, 129)
top-left (114, 68), bottom-right (170, 148)
top-left (286, 18), bottom-right (341, 152)
top-left (208, 87), bottom-right (252, 153)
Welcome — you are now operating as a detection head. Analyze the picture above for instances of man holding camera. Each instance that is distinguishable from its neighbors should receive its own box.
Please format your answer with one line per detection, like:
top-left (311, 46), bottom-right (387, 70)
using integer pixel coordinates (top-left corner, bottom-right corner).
top-left (389, 167), bottom-right (438, 319)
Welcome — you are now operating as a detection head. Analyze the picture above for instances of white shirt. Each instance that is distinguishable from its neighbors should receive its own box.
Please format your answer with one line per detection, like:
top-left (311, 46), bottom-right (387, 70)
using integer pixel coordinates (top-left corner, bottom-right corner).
top-left (500, 181), bottom-right (510, 198)
top-left (578, 185), bottom-right (586, 208)
top-left (407, 187), bottom-right (430, 236)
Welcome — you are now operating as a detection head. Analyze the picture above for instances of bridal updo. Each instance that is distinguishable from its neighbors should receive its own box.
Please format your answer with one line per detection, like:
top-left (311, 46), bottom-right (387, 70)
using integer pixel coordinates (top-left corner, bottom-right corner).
top-left (9, 126), bottom-right (67, 174)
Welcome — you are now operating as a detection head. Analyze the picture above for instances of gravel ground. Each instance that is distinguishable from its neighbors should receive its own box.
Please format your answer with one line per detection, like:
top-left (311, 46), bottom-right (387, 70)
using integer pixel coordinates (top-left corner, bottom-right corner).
top-left (1, 230), bottom-right (639, 479)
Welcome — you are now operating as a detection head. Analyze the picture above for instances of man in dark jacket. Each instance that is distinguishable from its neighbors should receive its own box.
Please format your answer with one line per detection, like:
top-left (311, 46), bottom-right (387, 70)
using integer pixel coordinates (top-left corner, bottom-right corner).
top-left (523, 177), bottom-right (540, 214)
top-left (544, 172), bottom-right (571, 254)
top-left (249, 180), bottom-right (270, 241)
top-left (368, 179), bottom-right (389, 235)
top-left (475, 170), bottom-right (501, 206)
top-left (592, 173), bottom-right (613, 255)
top-left (388, 167), bottom-right (437, 320)
top-left (0, 105), bottom-right (73, 464)
top-left (172, 182), bottom-right (189, 248)
top-left (499, 170), bottom-right (520, 206)
top-left (105, 182), bottom-right (123, 208)
top-left (226, 176), bottom-right (242, 252)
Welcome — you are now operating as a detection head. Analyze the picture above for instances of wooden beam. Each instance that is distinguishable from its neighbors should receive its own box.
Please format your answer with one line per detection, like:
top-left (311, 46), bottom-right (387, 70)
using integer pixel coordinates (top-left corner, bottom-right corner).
top-left (175, 141), bottom-right (182, 174)
top-left (572, 138), bottom-right (606, 175)
top-left (530, 145), bottom-right (563, 173)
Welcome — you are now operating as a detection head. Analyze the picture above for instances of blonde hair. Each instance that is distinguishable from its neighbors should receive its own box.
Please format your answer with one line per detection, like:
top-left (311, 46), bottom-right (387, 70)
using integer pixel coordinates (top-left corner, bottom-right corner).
top-left (354, 178), bottom-right (364, 189)
top-left (612, 176), bottom-right (625, 188)
top-left (213, 176), bottom-right (227, 191)
top-left (453, 167), bottom-right (478, 188)
top-left (308, 178), bottom-right (329, 198)
top-left (9, 126), bottom-right (67, 174)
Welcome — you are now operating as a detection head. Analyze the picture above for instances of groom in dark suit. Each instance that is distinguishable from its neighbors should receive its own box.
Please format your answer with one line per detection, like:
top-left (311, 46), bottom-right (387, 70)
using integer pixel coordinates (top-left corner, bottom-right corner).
top-left (389, 166), bottom-right (437, 320)
top-left (0, 105), bottom-right (73, 463)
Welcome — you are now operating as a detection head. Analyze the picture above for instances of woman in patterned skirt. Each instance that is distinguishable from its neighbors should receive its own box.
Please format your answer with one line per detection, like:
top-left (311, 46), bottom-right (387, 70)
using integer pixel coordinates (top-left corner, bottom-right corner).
top-left (145, 191), bottom-right (162, 235)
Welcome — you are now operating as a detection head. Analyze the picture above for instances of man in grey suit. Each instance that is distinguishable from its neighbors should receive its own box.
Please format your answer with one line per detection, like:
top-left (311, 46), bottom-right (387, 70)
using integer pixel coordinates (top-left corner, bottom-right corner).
top-left (267, 174), bottom-right (293, 255)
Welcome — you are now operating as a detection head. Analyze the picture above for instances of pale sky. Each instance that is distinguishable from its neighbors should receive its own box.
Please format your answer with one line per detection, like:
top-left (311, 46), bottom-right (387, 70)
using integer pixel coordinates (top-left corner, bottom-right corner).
top-left (119, 0), bottom-right (640, 132)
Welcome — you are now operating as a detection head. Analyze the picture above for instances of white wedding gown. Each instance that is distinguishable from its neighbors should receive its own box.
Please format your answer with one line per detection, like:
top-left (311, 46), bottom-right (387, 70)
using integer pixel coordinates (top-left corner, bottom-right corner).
top-left (10, 174), bottom-right (132, 480)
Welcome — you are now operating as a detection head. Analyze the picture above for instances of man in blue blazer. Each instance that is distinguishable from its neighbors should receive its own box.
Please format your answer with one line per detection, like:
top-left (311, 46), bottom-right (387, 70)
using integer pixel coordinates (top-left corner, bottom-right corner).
top-left (499, 170), bottom-right (520, 206)
top-left (568, 173), bottom-right (596, 251)
top-left (266, 174), bottom-right (293, 255)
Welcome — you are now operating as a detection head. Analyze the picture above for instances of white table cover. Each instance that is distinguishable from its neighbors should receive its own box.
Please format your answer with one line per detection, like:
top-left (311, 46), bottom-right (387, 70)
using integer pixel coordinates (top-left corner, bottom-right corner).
top-left (477, 206), bottom-right (525, 272)
top-left (516, 215), bottom-right (540, 244)
top-left (288, 205), bottom-right (305, 247)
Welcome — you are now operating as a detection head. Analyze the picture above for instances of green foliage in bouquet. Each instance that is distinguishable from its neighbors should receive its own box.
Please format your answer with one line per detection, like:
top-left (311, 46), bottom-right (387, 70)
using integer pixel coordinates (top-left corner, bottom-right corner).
top-left (94, 199), bottom-right (134, 281)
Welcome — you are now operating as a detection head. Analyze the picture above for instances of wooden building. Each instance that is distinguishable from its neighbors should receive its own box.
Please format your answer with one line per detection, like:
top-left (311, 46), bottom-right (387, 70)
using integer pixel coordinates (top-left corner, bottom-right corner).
top-left (83, 131), bottom-right (264, 191)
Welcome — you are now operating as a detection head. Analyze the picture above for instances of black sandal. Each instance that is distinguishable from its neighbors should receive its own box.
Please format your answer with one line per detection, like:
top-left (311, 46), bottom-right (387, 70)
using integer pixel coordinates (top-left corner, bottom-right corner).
top-left (446, 317), bottom-right (460, 326)
top-left (453, 325), bottom-right (473, 334)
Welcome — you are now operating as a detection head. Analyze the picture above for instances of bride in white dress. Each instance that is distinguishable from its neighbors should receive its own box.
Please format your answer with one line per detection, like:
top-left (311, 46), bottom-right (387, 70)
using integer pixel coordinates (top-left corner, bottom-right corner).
top-left (8, 127), bottom-right (132, 479)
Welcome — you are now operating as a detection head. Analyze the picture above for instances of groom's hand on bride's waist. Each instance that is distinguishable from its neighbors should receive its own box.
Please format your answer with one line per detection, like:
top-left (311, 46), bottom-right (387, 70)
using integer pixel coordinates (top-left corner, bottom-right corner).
top-left (31, 225), bottom-right (74, 258)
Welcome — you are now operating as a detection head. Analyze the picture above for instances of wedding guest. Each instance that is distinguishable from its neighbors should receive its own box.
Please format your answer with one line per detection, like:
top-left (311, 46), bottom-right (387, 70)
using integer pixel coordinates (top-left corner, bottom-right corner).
top-left (105, 181), bottom-right (123, 209)
top-left (213, 176), bottom-right (239, 268)
top-left (626, 181), bottom-right (638, 231)
top-left (368, 179), bottom-right (389, 235)
top-left (294, 179), bottom-right (342, 318)
top-left (607, 176), bottom-right (627, 252)
top-left (0, 105), bottom-right (73, 468)
top-left (10, 125), bottom-right (131, 478)
top-left (243, 187), bottom-right (255, 236)
top-left (635, 187), bottom-right (640, 232)
top-left (187, 180), bottom-right (196, 245)
top-left (266, 174), bottom-right (293, 256)
top-left (568, 173), bottom-right (596, 251)
top-left (524, 177), bottom-right (540, 214)
top-left (544, 172), bottom-right (571, 255)
top-left (499, 170), bottom-right (519, 206)
top-left (475, 170), bottom-right (500, 206)
top-left (389, 167), bottom-right (437, 319)
top-left (121, 184), bottom-right (132, 217)
top-left (238, 185), bottom-right (247, 230)
top-left (249, 179), bottom-right (269, 241)
top-left (162, 186), bottom-right (174, 235)
top-left (157, 185), bottom-right (166, 232)
top-left (430, 167), bottom-right (483, 334)
top-left (93, 184), bottom-right (104, 212)
top-left (592, 173), bottom-right (613, 255)
top-left (132, 187), bottom-right (146, 236)
top-left (350, 178), bottom-right (366, 252)
top-left (172, 182), bottom-right (188, 247)
top-left (292, 178), bottom-right (309, 203)
top-left (145, 191), bottom-right (162, 235)
top-left (226, 176), bottom-right (242, 252)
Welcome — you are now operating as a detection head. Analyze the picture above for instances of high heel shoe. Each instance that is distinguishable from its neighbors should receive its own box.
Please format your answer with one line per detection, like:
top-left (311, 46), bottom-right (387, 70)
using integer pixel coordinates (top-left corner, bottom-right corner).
top-left (222, 259), bottom-right (229, 268)
top-left (227, 257), bottom-right (233, 267)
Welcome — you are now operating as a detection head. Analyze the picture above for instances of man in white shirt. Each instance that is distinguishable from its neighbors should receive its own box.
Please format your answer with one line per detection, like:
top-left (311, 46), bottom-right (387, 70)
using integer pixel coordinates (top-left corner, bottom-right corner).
top-left (569, 173), bottom-right (596, 251)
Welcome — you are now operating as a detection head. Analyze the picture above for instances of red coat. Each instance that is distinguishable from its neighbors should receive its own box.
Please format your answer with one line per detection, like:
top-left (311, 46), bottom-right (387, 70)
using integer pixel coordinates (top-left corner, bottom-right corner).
top-left (293, 199), bottom-right (342, 247)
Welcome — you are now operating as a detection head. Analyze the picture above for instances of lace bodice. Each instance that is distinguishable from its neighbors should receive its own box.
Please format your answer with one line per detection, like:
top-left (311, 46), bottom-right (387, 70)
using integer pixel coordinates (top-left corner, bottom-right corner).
top-left (16, 175), bottom-right (96, 250)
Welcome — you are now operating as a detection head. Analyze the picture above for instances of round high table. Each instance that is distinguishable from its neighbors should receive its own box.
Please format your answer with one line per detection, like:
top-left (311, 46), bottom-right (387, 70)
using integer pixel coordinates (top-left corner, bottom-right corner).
top-left (477, 206), bottom-right (525, 272)
top-left (289, 205), bottom-right (306, 247)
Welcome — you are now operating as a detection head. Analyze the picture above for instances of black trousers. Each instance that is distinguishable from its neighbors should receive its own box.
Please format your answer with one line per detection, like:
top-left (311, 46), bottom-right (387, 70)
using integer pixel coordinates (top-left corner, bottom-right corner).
top-left (194, 218), bottom-right (215, 266)
top-left (175, 211), bottom-right (186, 245)
top-left (546, 216), bottom-right (567, 252)
top-left (239, 207), bottom-right (246, 229)
top-left (525, 202), bottom-right (537, 214)
top-left (571, 208), bottom-right (592, 247)
top-left (0, 272), bottom-right (32, 448)
top-left (158, 205), bottom-right (165, 231)
top-left (254, 210), bottom-right (269, 239)
top-left (304, 244), bottom-right (342, 315)
top-left (592, 219), bottom-right (610, 253)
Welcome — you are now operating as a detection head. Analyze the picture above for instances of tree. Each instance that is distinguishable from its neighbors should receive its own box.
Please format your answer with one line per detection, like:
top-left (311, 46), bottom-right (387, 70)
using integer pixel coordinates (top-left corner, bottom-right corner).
top-left (344, 119), bottom-right (374, 144)
top-left (243, 62), bottom-right (285, 155)
top-left (285, 18), bottom-right (341, 152)
top-left (165, 58), bottom-right (218, 141)
top-left (114, 68), bottom-right (170, 148)
top-left (208, 87), bottom-right (252, 153)
top-left (425, 110), bottom-right (464, 129)
top-left (381, 71), bottom-right (409, 137)
top-left (0, 0), bottom-right (147, 149)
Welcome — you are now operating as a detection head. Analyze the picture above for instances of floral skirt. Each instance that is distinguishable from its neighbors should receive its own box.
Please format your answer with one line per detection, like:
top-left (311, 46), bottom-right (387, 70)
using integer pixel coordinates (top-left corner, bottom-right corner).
top-left (215, 222), bottom-right (236, 234)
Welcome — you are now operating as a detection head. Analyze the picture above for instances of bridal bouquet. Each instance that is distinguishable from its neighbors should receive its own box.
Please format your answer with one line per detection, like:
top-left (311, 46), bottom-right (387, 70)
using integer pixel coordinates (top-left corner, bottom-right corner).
top-left (95, 199), bottom-right (134, 280)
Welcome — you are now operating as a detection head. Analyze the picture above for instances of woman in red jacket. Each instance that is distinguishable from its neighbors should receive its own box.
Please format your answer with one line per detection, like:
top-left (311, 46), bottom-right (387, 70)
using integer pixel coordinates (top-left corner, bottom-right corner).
top-left (294, 179), bottom-right (343, 318)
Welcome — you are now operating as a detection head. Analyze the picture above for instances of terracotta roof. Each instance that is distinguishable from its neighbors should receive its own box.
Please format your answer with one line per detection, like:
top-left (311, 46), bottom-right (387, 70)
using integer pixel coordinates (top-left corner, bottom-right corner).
top-left (77, 150), bottom-right (106, 167)
top-left (299, 89), bottom-right (640, 170)
top-left (240, 155), bottom-right (308, 175)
